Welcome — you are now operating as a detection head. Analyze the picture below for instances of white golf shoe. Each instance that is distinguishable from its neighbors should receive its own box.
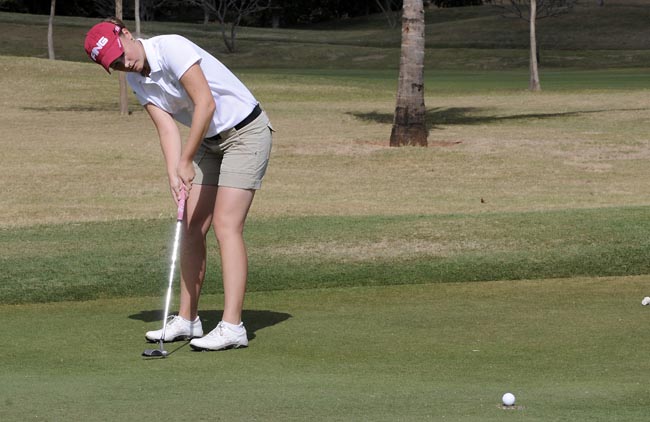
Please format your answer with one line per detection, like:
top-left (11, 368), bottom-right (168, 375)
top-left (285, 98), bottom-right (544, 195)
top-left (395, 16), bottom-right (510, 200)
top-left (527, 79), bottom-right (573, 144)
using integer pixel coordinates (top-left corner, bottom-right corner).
top-left (190, 321), bottom-right (248, 351)
top-left (145, 315), bottom-right (203, 343)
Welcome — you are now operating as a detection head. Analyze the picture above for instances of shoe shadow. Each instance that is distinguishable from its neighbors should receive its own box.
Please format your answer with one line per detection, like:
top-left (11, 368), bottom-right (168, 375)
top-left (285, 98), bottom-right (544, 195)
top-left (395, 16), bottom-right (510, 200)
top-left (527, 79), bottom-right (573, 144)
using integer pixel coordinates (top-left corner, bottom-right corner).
top-left (129, 309), bottom-right (292, 341)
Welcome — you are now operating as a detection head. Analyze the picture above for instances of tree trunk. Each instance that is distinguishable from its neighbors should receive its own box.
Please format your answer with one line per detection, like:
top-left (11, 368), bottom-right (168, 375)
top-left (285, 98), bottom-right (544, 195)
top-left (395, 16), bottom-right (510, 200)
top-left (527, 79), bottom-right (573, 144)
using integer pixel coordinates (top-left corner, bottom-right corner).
top-left (135, 0), bottom-right (141, 38)
top-left (271, 8), bottom-right (280, 28)
top-left (116, 0), bottom-right (129, 115)
top-left (375, 0), bottom-right (397, 28)
top-left (229, 15), bottom-right (242, 53)
top-left (203, 0), bottom-right (210, 24)
top-left (215, 0), bottom-right (235, 52)
top-left (390, 0), bottom-right (427, 147)
top-left (47, 0), bottom-right (55, 60)
top-left (220, 22), bottom-right (235, 53)
top-left (528, 0), bottom-right (541, 91)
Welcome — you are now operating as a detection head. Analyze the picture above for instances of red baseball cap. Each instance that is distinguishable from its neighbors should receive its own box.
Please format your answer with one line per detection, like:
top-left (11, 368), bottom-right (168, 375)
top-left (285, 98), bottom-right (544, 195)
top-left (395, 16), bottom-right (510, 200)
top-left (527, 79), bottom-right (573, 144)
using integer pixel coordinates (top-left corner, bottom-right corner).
top-left (84, 22), bottom-right (124, 73)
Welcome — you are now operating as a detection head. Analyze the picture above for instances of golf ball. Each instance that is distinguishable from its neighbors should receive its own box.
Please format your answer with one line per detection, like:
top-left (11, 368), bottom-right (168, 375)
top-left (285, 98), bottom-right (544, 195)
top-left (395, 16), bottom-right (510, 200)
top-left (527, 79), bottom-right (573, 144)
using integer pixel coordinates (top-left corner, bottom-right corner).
top-left (502, 393), bottom-right (516, 406)
top-left (642, 297), bottom-right (650, 306)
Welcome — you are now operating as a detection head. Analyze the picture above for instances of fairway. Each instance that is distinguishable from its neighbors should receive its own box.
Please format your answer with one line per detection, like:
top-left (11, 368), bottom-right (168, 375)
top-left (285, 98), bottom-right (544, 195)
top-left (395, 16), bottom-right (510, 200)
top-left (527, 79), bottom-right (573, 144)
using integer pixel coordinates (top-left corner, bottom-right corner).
top-left (2, 4), bottom-right (650, 421)
top-left (3, 277), bottom-right (650, 421)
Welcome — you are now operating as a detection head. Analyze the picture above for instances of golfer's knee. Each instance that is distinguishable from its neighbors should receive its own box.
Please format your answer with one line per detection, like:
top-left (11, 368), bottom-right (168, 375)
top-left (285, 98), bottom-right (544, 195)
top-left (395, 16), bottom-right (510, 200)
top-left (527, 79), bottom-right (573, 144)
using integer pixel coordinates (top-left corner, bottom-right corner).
top-left (213, 219), bottom-right (244, 243)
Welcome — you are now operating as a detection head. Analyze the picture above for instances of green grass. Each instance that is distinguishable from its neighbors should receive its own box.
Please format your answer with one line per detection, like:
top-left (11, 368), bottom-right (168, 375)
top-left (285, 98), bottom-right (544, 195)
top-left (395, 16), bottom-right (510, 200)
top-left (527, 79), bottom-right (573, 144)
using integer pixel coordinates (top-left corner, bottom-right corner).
top-left (2, 206), bottom-right (649, 304)
top-left (2, 277), bottom-right (650, 421)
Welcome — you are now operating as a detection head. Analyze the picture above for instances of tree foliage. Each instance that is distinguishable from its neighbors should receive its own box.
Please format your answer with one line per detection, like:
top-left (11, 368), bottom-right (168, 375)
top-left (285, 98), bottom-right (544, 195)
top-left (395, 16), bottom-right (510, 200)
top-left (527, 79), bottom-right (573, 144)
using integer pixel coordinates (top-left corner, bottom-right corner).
top-left (1, 0), bottom-right (405, 25)
top-left (431, 0), bottom-right (484, 7)
top-left (0, 0), bottom-right (95, 16)
top-left (197, 0), bottom-right (272, 52)
top-left (487, 0), bottom-right (577, 21)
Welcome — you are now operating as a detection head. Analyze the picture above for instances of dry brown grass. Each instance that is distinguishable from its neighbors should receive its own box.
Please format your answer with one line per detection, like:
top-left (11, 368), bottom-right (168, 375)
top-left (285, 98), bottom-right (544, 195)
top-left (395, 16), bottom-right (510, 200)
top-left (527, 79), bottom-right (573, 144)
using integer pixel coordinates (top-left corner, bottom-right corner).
top-left (2, 56), bottom-right (650, 228)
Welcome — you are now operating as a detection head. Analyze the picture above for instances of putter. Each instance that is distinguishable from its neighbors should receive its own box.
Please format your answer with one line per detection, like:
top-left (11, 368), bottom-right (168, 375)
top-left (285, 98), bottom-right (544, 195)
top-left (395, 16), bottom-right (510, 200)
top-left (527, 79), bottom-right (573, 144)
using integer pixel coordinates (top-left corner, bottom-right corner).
top-left (143, 188), bottom-right (187, 358)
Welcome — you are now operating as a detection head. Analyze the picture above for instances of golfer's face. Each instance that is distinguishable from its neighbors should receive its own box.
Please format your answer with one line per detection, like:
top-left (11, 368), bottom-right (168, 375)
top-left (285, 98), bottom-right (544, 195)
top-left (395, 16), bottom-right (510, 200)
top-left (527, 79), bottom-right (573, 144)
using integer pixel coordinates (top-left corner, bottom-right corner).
top-left (110, 38), bottom-right (144, 74)
top-left (109, 54), bottom-right (128, 72)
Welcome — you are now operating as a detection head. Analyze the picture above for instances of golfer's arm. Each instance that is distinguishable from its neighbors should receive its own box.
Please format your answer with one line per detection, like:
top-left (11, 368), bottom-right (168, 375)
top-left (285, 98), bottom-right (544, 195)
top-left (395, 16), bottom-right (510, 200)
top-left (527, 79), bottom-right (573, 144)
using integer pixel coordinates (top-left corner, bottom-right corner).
top-left (145, 103), bottom-right (182, 183)
top-left (179, 63), bottom-right (216, 166)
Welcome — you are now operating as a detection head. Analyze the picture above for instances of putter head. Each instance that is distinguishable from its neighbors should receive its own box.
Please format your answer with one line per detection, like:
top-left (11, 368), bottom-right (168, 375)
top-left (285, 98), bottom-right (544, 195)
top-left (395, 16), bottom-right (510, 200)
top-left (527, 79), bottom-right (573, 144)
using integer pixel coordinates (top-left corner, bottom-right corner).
top-left (142, 348), bottom-right (168, 358)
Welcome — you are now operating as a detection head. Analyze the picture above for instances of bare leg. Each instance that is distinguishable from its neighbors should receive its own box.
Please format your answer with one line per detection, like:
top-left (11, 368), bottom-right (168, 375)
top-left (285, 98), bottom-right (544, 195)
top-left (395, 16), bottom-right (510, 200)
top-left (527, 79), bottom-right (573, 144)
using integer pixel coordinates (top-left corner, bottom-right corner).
top-left (212, 186), bottom-right (255, 325)
top-left (178, 185), bottom-right (217, 321)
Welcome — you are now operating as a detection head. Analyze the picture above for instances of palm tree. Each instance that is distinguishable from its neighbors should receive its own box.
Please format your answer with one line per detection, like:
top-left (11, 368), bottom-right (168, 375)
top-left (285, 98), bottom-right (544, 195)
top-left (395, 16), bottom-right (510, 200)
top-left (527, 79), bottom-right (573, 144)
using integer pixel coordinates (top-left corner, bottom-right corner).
top-left (390, 0), bottom-right (427, 147)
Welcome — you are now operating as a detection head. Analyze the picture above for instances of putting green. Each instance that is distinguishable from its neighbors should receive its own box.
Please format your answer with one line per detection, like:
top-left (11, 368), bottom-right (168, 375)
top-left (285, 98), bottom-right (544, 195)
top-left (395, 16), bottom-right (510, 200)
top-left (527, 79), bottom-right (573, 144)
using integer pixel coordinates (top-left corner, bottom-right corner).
top-left (2, 276), bottom-right (650, 421)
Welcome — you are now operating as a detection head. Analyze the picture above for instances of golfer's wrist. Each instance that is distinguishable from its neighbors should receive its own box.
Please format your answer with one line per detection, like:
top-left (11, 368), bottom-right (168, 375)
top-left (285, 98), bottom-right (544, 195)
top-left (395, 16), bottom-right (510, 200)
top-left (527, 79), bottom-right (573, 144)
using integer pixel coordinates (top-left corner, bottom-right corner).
top-left (178, 155), bottom-right (193, 166)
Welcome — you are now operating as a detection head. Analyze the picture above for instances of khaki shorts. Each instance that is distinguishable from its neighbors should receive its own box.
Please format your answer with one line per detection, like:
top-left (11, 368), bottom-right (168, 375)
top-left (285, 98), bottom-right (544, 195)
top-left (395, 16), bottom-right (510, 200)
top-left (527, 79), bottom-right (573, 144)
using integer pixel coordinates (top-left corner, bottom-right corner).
top-left (193, 111), bottom-right (273, 190)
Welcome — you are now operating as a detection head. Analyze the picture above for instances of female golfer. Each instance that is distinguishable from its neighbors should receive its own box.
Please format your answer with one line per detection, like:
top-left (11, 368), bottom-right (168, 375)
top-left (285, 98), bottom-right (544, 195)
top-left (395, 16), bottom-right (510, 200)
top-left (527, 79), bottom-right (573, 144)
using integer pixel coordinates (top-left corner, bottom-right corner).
top-left (84, 18), bottom-right (272, 351)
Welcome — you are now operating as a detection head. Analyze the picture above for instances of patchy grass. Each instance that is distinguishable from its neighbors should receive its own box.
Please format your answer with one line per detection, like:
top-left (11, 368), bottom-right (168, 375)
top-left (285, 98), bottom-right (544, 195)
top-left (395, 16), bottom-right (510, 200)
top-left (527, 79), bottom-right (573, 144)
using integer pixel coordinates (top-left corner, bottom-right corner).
top-left (1, 56), bottom-right (650, 228)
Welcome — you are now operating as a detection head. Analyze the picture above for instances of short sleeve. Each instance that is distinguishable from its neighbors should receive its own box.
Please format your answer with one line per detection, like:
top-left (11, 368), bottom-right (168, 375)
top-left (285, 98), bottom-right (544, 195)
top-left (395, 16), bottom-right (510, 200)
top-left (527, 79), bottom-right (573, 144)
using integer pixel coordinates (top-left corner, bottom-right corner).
top-left (159, 35), bottom-right (202, 80)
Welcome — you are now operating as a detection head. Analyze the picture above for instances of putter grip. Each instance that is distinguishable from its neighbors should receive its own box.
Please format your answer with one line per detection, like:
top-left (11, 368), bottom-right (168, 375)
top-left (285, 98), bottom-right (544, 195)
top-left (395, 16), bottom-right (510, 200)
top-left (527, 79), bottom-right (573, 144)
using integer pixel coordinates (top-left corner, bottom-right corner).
top-left (177, 188), bottom-right (187, 221)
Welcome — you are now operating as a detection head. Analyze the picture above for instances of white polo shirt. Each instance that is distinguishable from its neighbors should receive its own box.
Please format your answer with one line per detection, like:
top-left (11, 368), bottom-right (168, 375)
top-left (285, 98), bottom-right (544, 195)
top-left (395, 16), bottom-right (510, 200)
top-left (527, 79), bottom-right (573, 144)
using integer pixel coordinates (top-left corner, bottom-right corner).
top-left (126, 35), bottom-right (257, 137)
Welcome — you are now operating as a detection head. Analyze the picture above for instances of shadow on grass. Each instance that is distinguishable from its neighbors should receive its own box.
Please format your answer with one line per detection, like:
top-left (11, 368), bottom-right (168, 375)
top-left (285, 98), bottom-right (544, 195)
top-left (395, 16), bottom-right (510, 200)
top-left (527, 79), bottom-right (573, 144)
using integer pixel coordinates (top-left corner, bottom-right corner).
top-left (348, 107), bottom-right (650, 130)
top-left (129, 309), bottom-right (292, 341)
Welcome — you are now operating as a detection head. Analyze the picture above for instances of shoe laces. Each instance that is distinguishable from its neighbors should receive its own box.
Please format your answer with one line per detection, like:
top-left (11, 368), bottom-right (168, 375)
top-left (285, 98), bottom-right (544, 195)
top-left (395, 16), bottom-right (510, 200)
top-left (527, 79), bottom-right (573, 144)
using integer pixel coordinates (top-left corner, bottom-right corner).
top-left (165, 315), bottom-right (182, 326)
top-left (206, 321), bottom-right (226, 338)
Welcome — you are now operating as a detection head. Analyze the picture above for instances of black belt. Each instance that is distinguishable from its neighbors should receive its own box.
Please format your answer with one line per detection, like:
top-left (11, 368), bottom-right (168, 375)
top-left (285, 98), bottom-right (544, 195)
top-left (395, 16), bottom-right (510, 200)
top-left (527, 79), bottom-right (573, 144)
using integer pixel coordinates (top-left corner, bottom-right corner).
top-left (208, 104), bottom-right (262, 140)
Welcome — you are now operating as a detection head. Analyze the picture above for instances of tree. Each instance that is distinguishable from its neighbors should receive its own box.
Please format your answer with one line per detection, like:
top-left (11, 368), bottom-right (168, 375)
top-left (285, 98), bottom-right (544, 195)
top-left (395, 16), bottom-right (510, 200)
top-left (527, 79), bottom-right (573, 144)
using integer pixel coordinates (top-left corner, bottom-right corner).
top-left (93, 0), bottom-right (118, 18)
top-left (432, 0), bottom-right (484, 6)
top-left (116, 0), bottom-right (129, 115)
top-left (488, 0), bottom-right (577, 91)
top-left (48, 0), bottom-right (55, 60)
top-left (374, 0), bottom-right (400, 28)
top-left (139, 0), bottom-right (172, 21)
top-left (390, 0), bottom-right (427, 147)
top-left (196, 0), bottom-right (272, 53)
top-left (202, 0), bottom-right (211, 24)
top-left (528, 0), bottom-right (539, 90)
top-left (135, 0), bottom-right (141, 37)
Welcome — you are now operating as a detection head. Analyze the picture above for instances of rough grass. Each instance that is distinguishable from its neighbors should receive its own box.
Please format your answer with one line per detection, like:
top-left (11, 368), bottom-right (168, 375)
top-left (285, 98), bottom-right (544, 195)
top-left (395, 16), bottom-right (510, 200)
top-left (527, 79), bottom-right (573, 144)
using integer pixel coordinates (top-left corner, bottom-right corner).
top-left (2, 57), bottom-right (650, 228)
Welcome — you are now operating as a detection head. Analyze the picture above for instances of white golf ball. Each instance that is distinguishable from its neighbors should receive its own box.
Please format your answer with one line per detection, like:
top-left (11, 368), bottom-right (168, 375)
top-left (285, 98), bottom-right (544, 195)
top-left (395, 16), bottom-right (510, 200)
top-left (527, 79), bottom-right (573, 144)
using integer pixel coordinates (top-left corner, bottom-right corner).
top-left (502, 392), bottom-right (516, 406)
top-left (642, 297), bottom-right (650, 306)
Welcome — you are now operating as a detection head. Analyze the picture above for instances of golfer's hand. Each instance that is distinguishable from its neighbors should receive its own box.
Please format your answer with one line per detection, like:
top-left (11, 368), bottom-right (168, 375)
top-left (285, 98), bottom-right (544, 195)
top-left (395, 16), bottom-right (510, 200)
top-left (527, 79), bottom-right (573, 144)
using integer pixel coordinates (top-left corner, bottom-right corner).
top-left (176, 160), bottom-right (195, 193)
top-left (168, 177), bottom-right (184, 204)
